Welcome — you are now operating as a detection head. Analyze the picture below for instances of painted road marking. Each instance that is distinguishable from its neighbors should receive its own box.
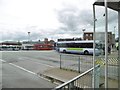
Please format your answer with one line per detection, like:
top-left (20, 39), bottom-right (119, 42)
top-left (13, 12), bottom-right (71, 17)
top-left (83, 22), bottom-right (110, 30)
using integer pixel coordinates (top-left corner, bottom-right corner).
top-left (9, 63), bottom-right (37, 75)
top-left (0, 59), bottom-right (6, 63)
top-left (18, 57), bottom-right (55, 68)
top-left (95, 57), bottom-right (118, 66)
top-left (0, 59), bottom-right (58, 84)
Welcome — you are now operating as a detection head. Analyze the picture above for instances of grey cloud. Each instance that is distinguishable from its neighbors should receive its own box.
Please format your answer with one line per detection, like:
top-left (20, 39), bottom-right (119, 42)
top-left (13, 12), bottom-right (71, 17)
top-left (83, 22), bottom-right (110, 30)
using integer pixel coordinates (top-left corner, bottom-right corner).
top-left (56, 6), bottom-right (93, 36)
top-left (56, 5), bottom-right (118, 38)
top-left (1, 31), bottom-right (44, 41)
top-left (57, 7), bottom-right (80, 31)
top-left (108, 10), bottom-right (118, 23)
top-left (95, 7), bottom-right (117, 27)
top-left (78, 9), bottom-right (93, 26)
top-left (56, 6), bottom-right (117, 32)
top-left (1, 32), bottom-right (28, 41)
top-left (1, 4), bottom-right (118, 42)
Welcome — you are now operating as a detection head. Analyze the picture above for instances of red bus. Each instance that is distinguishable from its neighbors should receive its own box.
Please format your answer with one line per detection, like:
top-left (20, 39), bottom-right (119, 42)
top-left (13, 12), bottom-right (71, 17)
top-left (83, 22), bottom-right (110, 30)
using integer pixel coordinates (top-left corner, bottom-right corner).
top-left (33, 44), bottom-right (53, 50)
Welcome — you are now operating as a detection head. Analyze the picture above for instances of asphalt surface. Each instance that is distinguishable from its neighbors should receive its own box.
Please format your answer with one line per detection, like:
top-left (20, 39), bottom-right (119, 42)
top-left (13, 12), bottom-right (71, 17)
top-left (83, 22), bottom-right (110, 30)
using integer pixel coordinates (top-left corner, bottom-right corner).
top-left (1, 51), bottom-right (59, 88)
top-left (2, 62), bottom-right (56, 88)
top-left (0, 50), bottom-right (118, 88)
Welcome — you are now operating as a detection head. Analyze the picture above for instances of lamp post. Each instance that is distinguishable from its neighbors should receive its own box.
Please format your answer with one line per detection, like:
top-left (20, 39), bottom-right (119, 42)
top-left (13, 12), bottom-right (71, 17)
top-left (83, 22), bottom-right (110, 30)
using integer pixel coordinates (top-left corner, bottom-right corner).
top-left (28, 32), bottom-right (30, 42)
top-left (82, 29), bottom-right (85, 40)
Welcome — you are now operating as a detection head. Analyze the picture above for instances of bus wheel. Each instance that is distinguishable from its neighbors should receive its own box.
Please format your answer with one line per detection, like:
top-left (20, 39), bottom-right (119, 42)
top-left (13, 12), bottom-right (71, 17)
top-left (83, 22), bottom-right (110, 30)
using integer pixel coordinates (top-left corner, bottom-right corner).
top-left (63, 50), bottom-right (66, 53)
top-left (84, 51), bottom-right (89, 55)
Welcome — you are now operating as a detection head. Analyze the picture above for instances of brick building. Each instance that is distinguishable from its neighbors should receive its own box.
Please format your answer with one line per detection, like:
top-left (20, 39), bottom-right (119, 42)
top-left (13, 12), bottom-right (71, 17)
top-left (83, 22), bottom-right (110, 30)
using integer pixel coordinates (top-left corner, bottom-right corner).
top-left (83, 32), bottom-right (93, 40)
top-left (83, 32), bottom-right (115, 46)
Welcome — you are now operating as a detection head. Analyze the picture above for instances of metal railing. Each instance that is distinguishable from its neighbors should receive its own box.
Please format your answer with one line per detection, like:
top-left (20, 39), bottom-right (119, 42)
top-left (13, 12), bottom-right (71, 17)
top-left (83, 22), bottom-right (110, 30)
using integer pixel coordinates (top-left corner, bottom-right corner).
top-left (54, 65), bottom-right (100, 90)
top-left (59, 53), bottom-right (119, 88)
top-left (60, 54), bottom-right (118, 80)
top-left (60, 54), bottom-right (93, 73)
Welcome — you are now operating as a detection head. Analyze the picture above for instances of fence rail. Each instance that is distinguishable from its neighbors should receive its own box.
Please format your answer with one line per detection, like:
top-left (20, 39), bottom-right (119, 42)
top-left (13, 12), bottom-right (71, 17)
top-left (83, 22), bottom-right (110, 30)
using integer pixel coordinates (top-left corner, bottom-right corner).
top-left (60, 54), bottom-right (118, 80)
top-left (54, 65), bottom-right (100, 90)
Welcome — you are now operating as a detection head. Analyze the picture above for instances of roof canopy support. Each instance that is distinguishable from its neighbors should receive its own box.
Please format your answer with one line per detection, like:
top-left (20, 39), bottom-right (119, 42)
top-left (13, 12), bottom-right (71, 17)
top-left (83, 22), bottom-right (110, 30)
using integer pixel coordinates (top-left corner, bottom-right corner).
top-left (104, 0), bottom-right (108, 88)
top-left (93, 0), bottom-right (120, 88)
top-left (118, 10), bottom-right (120, 89)
top-left (93, 4), bottom-right (96, 88)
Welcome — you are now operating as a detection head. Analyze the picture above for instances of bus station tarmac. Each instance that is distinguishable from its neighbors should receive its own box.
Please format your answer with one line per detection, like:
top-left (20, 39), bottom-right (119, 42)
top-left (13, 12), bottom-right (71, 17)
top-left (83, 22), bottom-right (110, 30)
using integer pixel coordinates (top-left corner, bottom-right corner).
top-left (40, 67), bottom-right (118, 88)
top-left (1, 50), bottom-right (118, 88)
top-left (38, 52), bottom-right (118, 88)
top-left (39, 50), bottom-right (119, 88)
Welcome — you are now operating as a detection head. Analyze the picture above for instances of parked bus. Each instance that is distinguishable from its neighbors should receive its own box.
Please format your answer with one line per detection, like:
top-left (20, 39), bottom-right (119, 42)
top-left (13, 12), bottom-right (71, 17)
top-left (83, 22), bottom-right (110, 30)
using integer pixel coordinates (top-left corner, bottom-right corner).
top-left (21, 44), bottom-right (34, 50)
top-left (33, 44), bottom-right (53, 50)
top-left (55, 40), bottom-right (102, 55)
top-left (0, 45), bottom-right (20, 51)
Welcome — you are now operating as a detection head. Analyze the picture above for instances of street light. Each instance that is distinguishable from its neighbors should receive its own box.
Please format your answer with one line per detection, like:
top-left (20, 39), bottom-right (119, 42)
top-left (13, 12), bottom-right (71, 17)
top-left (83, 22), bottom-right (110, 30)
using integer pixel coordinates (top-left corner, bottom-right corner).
top-left (28, 32), bottom-right (30, 42)
top-left (82, 29), bottom-right (85, 40)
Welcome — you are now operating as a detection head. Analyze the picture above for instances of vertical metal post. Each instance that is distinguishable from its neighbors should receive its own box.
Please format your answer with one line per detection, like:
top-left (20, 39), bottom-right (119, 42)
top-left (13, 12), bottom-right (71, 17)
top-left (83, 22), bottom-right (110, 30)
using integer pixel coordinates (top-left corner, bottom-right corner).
top-left (118, 10), bottom-right (120, 89)
top-left (28, 32), bottom-right (30, 42)
top-left (104, 0), bottom-right (108, 88)
top-left (60, 54), bottom-right (62, 69)
top-left (0, 54), bottom-right (2, 90)
top-left (78, 56), bottom-right (80, 73)
top-left (82, 29), bottom-right (85, 40)
top-left (114, 26), bottom-right (116, 35)
top-left (93, 4), bottom-right (96, 88)
top-left (69, 82), bottom-right (74, 90)
top-left (94, 65), bottom-right (100, 88)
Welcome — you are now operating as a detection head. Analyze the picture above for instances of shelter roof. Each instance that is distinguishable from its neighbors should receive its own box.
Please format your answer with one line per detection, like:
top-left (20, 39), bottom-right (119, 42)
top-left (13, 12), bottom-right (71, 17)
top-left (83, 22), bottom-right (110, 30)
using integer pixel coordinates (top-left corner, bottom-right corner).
top-left (94, 0), bottom-right (120, 11)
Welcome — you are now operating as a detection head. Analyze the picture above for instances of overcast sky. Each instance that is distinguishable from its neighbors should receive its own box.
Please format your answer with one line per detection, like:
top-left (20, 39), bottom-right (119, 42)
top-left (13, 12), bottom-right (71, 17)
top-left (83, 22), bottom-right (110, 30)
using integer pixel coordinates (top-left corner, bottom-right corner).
top-left (0, 0), bottom-right (118, 42)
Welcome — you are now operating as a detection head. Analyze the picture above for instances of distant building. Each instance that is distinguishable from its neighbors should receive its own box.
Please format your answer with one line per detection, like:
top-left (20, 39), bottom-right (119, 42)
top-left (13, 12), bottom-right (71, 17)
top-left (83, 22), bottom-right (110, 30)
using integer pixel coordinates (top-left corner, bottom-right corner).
top-left (22, 38), bottom-right (55, 50)
top-left (83, 32), bottom-right (115, 47)
top-left (58, 38), bottom-right (82, 42)
top-left (83, 32), bottom-right (93, 40)
top-left (0, 41), bottom-right (22, 50)
top-left (44, 38), bottom-right (49, 44)
top-left (21, 40), bottom-right (44, 50)
top-left (1, 41), bottom-right (22, 46)
top-left (0, 39), bottom-right (55, 50)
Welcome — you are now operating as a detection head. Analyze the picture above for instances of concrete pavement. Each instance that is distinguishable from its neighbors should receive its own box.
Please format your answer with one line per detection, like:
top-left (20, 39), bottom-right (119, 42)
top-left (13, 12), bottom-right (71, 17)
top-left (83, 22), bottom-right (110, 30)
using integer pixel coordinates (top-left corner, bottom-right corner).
top-left (1, 51), bottom-right (119, 88)
top-left (40, 67), bottom-right (118, 88)
top-left (39, 68), bottom-right (80, 83)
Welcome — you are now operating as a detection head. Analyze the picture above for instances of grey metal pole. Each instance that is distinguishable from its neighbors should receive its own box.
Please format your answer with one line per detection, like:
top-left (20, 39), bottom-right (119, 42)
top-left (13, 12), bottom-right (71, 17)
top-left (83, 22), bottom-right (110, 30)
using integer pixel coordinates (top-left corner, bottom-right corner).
top-left (82, 29), bottom-right (85, 40)
top-left (104, 0), bottom-right (108, 88)
top-left (78, 56), bottom-right (80, 73)
top-left (118, 10), bottom-right (120, 90)
top-left (0, 55), bottom-right (2, 90)
top-left (28, 32), bottom-right (30, 42)
top-left (93, 4), bottom-right (96, 88)
top-left (114, 26), bottom-right (116, 35)
top-left (60, 54), bottom-right (62, 69)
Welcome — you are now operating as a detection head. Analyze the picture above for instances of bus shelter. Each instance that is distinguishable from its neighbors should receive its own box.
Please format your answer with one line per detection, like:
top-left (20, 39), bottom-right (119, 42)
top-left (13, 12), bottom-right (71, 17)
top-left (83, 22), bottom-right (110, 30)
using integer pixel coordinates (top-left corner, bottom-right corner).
top-left (93, 0), bottom-right (120, 88)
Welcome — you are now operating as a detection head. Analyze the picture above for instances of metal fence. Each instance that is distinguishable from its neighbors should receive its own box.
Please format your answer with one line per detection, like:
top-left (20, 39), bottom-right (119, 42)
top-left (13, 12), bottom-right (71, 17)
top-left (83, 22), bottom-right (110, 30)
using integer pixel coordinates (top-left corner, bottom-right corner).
top-left (55, 65), bottom-right (100, 90)
top-left (60, 54), bottom-right (93, 73)
top-left (60, 54), bottom-right (118, 78)
top-left (96, 56), bottom-right (118, 80)
top-left (59, 54), bottom-right (119, 88)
